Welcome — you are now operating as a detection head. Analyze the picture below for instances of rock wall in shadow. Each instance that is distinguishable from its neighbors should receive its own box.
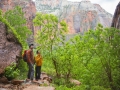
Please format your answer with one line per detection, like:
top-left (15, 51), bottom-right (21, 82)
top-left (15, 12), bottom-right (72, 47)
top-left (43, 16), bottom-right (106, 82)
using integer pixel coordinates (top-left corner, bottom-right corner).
top-left (0, 22), bottom-right (22, 74)
top-left (111, 2), bottom-right (120, 29)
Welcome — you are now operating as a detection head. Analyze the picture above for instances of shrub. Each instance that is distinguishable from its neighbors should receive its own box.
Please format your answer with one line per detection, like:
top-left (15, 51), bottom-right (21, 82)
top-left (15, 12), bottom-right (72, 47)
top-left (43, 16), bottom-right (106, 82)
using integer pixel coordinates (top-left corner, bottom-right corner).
top-left (4, 63), bottom-right (20, 81)
top-left (17, 59), bottom-right (28, 80)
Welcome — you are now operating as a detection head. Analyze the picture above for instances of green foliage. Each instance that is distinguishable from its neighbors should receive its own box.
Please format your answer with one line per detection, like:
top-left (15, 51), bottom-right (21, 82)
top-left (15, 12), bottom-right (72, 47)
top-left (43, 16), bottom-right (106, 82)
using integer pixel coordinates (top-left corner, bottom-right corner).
top-left (42, 58), bottom-right (55, 75)
top-left (0, 6), bottom-right (32, 50)
top-left (34, 13), bottom-right (67, 50)
top-left (34, 21), bottom-right (120, 89)
top-left (4, 63), bottom-right (20, 81)
top-left (17, 59), bottom-right (28, 80)
top-left (56, 85), bottom-right (87, 90)
top-left (69, 24), bottom-right (120, 90)
top-left (0, 9), bottom-right (23, 46)
top-left (0, 7), bottom-right (32, 80)
top-left (56, 85), bottom-right (111, 90)
top-left (91, 86), bottom-right (111, 90)
top-left (34, 13), bottom-right (120, 90)
top-left (4, 6), bottom-right (32, 50)
top-left (34, 12), bottom-right (120, 89)
top-left (33, 13), bottom-right (68, 78)
top-left (56, 85), bottom-right (73, 90)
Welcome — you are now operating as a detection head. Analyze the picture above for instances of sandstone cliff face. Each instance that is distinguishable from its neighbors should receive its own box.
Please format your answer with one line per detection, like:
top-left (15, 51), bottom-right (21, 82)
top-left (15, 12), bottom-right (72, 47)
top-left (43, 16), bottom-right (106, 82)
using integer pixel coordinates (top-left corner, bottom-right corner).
top-left (0, 22), bottom-right (22, 74)
top-left (35, 0), bottom-right (112, 34)
top-left (111, 2), bottom-right (120, 29)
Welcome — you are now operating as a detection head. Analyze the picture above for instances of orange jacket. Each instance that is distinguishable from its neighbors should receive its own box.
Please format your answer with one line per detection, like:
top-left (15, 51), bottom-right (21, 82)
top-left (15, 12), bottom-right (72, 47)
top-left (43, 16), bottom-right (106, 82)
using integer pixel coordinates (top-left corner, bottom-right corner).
top-left (26, 49), bottom-right (34, 64)
top-left (35, 54), bottom-right (42, 66)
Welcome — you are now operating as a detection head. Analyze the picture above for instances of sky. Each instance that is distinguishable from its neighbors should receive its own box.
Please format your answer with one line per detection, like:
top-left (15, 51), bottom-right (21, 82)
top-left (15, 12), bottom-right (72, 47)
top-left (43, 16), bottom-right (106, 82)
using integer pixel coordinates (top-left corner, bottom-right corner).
top-left (32, 0), bottom-right (119, 15)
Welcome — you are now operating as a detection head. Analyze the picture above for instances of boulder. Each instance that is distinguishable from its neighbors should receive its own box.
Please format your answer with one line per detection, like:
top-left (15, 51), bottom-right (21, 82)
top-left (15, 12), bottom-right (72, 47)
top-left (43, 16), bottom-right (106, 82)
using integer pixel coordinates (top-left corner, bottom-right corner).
top-left (0, 22), bottom-right (22, 74)
top-left (41, 72), bottom-right (52, 83)
top-left (70, 79), bottom-right (81, 86)
top-left (0, 76), bottom-right (8, 84)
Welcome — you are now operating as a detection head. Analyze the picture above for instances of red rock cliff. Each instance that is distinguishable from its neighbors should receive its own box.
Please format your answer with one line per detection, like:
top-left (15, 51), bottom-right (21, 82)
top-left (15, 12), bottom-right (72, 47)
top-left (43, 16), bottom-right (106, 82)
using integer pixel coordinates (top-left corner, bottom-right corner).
top-left (35, 0), bottom-right (112, 34)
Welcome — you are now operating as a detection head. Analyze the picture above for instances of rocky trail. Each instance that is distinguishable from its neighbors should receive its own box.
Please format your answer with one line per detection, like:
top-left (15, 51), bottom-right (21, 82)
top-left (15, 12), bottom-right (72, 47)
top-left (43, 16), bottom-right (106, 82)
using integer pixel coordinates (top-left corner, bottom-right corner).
top-left (0, 72), bottom-right (55, 90)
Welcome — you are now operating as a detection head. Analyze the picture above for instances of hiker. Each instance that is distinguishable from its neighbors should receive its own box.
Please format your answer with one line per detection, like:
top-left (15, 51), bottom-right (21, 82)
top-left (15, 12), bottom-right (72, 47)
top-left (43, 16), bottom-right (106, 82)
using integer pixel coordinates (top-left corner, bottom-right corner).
top-left (26, 44), bottom-right (34, 81)
top-left (35, 50), bottom-right (43, 81)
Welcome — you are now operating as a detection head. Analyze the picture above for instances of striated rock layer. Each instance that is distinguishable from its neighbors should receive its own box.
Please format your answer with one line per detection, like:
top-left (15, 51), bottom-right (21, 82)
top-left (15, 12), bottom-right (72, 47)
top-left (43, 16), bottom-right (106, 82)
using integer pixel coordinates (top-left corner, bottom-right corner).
top-left (111, 2), bottom-right (120, 29)
top-left (35, 0), bottom-right (112, 34)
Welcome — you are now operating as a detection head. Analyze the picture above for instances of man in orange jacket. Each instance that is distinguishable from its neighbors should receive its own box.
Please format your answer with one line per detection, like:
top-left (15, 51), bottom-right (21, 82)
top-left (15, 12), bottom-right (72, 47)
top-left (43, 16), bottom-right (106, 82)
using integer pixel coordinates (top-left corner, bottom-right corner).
top-left (35, 50), bottom-right (42, 81)
top-left (26, 44), bottom-right (34, 81)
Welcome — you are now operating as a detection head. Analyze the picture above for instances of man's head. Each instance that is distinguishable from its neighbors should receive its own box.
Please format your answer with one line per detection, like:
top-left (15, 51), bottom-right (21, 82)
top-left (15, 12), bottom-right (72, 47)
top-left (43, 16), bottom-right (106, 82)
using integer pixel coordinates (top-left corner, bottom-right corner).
top-left (29, 44), bottom-right (34, 49)
top-left (36, 50), bottom-right (40, 54)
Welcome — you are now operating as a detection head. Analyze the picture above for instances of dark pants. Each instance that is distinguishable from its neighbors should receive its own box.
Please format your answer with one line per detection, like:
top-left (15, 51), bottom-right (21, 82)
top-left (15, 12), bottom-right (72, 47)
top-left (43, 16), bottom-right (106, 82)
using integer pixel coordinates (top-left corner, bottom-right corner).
top-left (27, 63), bottom-right (34, 80)
top-left (35, 66), bottom-right (41, 80)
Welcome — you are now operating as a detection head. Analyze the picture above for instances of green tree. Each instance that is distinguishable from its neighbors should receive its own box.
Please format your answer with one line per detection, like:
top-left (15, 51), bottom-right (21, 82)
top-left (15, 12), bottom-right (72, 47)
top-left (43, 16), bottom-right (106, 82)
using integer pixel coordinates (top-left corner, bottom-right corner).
top-left (33, 13), bottom-right (68, 77)
top-left (34, 12), bottom-right (120, 90)
top-left (71, 24), bottom-right (120, 90)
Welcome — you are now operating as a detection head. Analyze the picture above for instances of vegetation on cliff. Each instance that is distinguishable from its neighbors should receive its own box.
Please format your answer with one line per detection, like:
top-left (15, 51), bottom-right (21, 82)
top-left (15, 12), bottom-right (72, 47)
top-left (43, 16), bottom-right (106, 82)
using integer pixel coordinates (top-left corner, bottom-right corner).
top-left (0, 6), bottom-right (32, 50)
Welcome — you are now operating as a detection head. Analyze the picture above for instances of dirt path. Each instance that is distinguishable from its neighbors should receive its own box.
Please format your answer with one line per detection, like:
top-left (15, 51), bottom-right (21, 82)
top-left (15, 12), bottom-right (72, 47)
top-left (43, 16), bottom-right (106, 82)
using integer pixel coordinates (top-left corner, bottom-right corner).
top-left (23, 85), bottom-right (55, 90)
top-left (0, 72), bottom-right (55, 90)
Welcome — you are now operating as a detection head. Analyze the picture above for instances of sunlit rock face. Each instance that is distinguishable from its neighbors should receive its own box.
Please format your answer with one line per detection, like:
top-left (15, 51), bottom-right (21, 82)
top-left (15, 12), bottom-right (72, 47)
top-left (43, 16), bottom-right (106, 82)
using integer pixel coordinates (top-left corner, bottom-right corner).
top-left (35, 0), bottom-right (112, 34)
top-left (111, 2), bottom-right (120, 29)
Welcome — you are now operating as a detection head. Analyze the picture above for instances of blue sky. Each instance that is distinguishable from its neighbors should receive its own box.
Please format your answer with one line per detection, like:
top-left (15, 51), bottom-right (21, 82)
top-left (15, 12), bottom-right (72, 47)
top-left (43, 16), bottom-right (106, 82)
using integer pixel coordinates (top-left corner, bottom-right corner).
top-left (32, 0), bottom-right (119, 15)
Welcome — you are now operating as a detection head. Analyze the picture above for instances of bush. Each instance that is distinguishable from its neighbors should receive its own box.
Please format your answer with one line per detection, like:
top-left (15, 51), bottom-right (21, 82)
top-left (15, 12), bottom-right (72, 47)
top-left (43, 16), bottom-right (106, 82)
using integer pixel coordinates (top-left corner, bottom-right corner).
top-left (4, 63), bottom-right (20, 81)
top-left (17, 59), bottom-right (28, 80)
top-left (42, 58), bottom-right (55, 75)
top-left (56, 85), bottom-right (72, 90)
top-left (91, 86), bottom-right (111, 90)
top-left (56, 85), bottom-right (86, 90)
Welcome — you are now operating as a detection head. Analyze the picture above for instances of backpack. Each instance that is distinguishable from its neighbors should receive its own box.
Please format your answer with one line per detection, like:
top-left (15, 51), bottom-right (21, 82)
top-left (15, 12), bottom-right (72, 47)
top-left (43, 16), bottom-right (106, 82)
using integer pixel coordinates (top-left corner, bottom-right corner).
top-left (23, 50), bottom-right (27, 62)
